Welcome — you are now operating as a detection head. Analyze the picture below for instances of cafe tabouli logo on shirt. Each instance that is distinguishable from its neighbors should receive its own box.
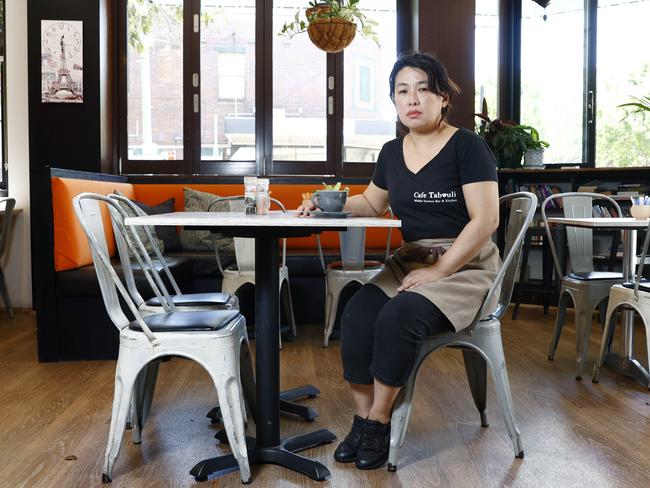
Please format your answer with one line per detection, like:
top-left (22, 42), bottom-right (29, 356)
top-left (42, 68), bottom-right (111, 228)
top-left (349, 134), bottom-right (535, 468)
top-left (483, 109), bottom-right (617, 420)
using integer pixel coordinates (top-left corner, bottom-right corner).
top-left (413, 190), bottom-right (458, 204)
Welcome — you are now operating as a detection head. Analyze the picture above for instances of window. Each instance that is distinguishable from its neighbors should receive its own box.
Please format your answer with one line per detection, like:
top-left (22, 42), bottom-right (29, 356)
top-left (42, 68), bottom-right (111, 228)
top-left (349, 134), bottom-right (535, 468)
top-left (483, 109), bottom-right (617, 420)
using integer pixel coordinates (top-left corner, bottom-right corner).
top-left (520, 0), bottom-right (583, 165)
top-left (596, 0), bottom-right (650, 168)
top-left (200, 2), bottom-right (255, 162)
top-left (273, 1), bottom-right (326, 162)
top-left (343, 0), bottom-right (396, 164)
top-left (120, 0), bottom-right (398, 176)
top-left (125, 0), bottom-right (184, 162)
top-left (474, 0), bottom-right (498, 118)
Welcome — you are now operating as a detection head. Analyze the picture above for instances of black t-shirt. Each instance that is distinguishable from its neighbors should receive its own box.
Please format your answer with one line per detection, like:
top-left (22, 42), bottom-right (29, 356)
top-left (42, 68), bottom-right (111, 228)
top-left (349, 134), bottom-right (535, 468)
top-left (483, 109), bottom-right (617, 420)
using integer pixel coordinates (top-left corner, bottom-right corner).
top-left (372, 128), bottom-right (497, 241)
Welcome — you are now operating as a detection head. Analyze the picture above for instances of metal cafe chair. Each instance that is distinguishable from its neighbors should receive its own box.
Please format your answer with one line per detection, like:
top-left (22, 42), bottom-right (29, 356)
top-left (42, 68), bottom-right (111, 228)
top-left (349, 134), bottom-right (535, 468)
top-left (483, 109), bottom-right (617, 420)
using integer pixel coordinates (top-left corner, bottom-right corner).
top-left (208, 195), bottom-right (297, 339)
top-left (593, 218), bottom-right (650, 385)
top-left (73, 193), bottom-right (251, 484)
top-left (316, 208), bottom-right (394, 347)
top-left (106, 193), bottom-right (247, 440)
top-left (388, 192), bottom-right (536, 471)
top-left (542, 192), bottom-right (623, 379)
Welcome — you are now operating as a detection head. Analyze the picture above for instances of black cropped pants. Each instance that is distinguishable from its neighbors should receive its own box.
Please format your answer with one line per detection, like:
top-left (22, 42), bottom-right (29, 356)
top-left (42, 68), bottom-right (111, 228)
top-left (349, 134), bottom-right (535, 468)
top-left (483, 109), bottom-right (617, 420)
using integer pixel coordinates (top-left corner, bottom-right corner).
top-left (341, 284), bottom-right (454, 387)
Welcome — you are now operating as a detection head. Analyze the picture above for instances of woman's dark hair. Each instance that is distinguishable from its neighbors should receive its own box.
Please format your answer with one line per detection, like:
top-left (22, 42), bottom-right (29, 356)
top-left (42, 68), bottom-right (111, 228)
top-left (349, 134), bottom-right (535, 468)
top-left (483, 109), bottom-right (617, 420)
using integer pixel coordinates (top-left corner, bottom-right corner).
top-left (389, 52), bottom-right (461, 121)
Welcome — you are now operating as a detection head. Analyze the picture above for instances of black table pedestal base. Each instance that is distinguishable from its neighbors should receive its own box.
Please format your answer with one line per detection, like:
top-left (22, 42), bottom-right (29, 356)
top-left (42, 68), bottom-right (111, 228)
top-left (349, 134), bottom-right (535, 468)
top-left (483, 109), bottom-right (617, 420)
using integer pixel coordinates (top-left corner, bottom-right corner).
top-left (208, 384), bottom-right (321, 423)
top-left (190, 429), bottom-right (337, 482)
top-left (602, 353), bottom-right (650, 387)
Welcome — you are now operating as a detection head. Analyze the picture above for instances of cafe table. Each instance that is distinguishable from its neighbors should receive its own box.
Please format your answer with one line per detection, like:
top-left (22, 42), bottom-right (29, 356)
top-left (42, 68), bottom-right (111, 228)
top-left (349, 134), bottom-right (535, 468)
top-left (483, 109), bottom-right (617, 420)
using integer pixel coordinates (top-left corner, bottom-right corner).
top-left (547, 217), bottom-right (649, 387)
top-left (125, 210), bottom-right (401, 482)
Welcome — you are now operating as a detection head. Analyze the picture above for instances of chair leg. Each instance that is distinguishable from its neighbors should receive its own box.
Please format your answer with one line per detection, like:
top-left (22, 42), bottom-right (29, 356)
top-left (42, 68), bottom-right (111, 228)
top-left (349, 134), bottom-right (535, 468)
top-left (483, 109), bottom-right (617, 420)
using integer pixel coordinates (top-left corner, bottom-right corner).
top-left (548, 291), bottom-right (570, 361)
top-left (240, 339), bottom-right (257, 424)
top-left (573, 294), bottom-right (594, 381)
top-left (592, 304), bottom-right (620, 383)
top-left (387, 354), bottom-right (424, 472)
top-left (0, 267), bottom-right (14, 318)
top-left (211, 371), bottom-right (251, 483)
top-left (281, 277), bottom-right (298, 338)
top-left (483, 334), bottom-right (524, 459)
top-left (323, 281), bottom-right (341, 348)
top-left (102, 361), bottom-right (139, 483)
top-left (131, 361), bottom-right (160, 445)
top-left (462, 349), bottom-right (489, 427)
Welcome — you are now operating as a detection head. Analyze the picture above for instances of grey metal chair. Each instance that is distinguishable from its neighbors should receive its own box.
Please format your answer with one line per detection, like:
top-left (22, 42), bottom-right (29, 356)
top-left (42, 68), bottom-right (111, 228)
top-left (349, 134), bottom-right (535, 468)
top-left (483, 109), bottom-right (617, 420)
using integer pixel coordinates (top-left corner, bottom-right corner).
top-left (387, 192), bottom-right (537, 472)
top-left (107, 193), bottom-right (239, 314)
top-left (0, 197), bottom-right (16, 318)
top-left (593, 219), bottom-right (650, 384)
top-left (542, 192), bottom-right (623, 379)
top-left (73, 193), bottom-right (251, 484)
top-left (208, 195), bottom-right (297, 338)
top-left (316, 208), bottom-right (394, 347)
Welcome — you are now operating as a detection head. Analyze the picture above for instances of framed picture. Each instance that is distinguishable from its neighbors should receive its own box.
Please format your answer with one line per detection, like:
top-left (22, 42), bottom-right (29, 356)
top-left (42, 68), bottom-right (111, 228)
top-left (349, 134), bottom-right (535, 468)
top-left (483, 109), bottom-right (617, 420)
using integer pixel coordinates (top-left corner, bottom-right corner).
top-left (41, 20), bottom-right (83, 103)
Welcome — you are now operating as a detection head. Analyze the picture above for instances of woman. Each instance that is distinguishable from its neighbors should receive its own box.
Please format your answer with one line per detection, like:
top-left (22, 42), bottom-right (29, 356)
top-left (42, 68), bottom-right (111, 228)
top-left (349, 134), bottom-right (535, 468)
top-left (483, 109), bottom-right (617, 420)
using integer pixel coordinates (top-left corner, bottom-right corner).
top-left (299, 52), bottom-right (501, 470)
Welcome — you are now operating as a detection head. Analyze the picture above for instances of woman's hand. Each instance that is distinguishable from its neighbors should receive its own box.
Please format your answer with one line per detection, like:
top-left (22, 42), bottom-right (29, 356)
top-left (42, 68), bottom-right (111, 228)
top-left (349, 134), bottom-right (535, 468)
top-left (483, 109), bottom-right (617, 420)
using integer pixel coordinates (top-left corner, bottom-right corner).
top-left (397, 266), bottom-right (445, 292)
top-left (297, 199), bottom-right (317, 217)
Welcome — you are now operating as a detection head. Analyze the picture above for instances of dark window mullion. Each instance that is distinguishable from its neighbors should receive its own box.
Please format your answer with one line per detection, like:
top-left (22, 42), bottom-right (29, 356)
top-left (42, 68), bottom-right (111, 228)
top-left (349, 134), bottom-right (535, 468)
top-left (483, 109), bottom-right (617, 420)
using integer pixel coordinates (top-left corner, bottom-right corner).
top-left (327, 52), bottom-right (343, 178)
top-left (257, 0), bottom-right (271, 176)
top-left (583, 0), bottom-right (597, 167)
top-left (498, 0), bottom-right (521, 122)
top-left (186, 0), bottom-right (200, 173)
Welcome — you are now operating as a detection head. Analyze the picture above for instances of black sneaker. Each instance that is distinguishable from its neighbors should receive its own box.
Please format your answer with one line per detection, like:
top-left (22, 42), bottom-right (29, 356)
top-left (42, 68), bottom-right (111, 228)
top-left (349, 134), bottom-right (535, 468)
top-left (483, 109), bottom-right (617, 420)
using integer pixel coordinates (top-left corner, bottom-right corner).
top-left (333, 415), bottom-right (366, 463)
top-left (355, 418), bottom-right (391, 470)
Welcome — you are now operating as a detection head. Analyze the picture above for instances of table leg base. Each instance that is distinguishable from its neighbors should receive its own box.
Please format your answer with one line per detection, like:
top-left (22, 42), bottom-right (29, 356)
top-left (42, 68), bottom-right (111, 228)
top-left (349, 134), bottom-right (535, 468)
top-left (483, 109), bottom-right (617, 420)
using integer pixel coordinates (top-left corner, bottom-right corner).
top-left (208, 385), bottom-right (321, 424)
top-left (603, 353), bottom-right (650, 387)
top-left (191, 429), bottom-right (337, 482)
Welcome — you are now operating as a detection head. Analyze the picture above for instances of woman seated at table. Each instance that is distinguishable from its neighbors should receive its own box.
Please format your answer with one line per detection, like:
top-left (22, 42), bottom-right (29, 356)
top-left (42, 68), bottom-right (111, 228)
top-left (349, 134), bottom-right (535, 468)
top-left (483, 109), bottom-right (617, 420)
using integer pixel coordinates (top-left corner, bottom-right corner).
top-left (300, 52), bottom-right (500, 470)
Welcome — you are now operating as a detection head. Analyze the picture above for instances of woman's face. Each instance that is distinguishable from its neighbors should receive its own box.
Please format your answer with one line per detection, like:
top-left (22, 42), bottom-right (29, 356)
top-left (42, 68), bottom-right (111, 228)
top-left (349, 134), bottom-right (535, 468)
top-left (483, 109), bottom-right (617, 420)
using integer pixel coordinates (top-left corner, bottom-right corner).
top-left (393, 66), bottom-right (448, 133)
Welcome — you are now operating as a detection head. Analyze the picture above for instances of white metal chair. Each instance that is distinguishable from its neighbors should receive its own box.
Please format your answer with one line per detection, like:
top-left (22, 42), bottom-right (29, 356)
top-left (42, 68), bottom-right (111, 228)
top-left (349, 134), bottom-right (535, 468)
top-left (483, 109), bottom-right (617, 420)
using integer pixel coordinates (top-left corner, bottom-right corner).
top-left (106, 194), bottom-right (244, 439)
top-left (593, 219), bottom-right (650, 384)
top-left (542, 192), bottom-right (623, 379)
top-left (73, 193), bottom-right (251, 484)
top-left (0, 197), bottom-right (16, 318)
top-left (208, 196), bottom-right (297, 338)
top-left (317, 209), bottom-right (394, 347)
top-left (387, 192), bottom-right (536, 472)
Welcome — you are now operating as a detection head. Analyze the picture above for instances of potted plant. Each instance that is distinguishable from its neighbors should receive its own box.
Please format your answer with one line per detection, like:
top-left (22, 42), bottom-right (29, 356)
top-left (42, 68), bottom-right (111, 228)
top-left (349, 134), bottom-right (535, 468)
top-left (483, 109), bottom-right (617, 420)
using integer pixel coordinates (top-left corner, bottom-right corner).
top-left (475, 100), bottom-right (549, 169)
top-left (279, 0), bottom-right (379, 53)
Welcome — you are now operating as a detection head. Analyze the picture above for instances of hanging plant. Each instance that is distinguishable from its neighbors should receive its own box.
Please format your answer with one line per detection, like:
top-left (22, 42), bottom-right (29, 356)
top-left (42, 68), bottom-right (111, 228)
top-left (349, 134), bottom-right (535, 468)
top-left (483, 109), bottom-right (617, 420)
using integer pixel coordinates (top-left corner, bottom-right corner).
top-left (279, 0), bottom-right (379, 53)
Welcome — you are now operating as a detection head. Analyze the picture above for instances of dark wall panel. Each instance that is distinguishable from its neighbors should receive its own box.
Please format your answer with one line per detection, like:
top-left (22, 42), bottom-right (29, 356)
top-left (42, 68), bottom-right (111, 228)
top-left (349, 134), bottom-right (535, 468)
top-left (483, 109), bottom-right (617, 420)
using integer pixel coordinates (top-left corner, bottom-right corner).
top-left (417, 0), bottom-right (475, 130)
top-left (28, 0), bottom-right (103, 172)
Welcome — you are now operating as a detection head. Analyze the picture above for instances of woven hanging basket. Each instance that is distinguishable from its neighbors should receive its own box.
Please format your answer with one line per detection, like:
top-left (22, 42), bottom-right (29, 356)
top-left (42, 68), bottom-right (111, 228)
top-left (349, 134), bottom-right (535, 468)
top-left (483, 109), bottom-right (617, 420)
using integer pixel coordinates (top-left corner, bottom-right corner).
top-left (307, 17), bottom-right (357, 53)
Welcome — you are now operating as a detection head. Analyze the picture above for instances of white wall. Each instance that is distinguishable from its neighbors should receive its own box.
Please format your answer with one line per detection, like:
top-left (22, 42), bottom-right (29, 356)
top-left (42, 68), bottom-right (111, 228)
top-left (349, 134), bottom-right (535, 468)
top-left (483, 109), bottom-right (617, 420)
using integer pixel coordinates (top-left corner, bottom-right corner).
top-left (3, 0), bottom-right (31, 309)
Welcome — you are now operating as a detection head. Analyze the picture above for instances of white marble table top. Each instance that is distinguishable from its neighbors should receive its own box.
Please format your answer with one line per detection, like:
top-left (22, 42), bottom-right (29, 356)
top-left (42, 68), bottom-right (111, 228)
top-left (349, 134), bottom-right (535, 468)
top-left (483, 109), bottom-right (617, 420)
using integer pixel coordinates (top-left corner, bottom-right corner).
top-left (125, 211), bottom-right (401, 229)
top-left (547, 217), bottom-right (650, 229)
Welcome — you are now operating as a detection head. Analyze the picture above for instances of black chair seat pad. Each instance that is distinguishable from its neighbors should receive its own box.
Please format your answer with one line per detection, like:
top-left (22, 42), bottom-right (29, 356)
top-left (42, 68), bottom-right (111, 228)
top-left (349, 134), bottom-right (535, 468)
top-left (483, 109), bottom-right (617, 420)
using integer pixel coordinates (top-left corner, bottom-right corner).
top-left (622, 280), bottom-right (650, 292)
top-left (129, 309), bottom-right (240, 332)
top-left (569, 271), bottom-right (623, 281)
top-left (145, 292), bottom-right (233, 307)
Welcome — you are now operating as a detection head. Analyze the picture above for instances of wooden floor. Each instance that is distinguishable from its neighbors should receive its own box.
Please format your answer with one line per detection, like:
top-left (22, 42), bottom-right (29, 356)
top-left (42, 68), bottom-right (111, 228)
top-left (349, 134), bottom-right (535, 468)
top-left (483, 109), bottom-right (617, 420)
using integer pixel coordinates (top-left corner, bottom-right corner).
top-left (1, 306), bottom-right (650, 487)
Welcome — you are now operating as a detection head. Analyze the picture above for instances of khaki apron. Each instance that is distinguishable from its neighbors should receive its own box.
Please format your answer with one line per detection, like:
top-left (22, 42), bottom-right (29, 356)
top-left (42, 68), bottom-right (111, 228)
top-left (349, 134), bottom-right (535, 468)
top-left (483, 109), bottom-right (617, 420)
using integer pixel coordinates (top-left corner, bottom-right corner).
top-left (370, 238), bottom-right (502, 332)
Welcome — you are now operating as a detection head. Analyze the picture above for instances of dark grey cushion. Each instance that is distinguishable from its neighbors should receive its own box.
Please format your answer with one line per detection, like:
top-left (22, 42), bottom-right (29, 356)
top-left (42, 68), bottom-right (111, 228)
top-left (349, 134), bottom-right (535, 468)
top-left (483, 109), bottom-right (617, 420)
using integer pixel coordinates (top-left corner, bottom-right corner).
top-left (129, 309), bottom-right (241, 332)
top-left (179, 187), bottom-right (235, 253)
top-left (133, 198), bottom-right (182, 251)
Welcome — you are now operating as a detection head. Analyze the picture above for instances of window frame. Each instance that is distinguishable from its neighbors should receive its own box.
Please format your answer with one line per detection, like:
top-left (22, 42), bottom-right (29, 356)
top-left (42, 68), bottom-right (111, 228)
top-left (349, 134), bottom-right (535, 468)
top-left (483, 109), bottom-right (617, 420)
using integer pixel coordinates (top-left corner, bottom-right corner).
top-left (0, 0), bottom-right (7, 190)
top-left (118, 0), bottom-right (403, 179)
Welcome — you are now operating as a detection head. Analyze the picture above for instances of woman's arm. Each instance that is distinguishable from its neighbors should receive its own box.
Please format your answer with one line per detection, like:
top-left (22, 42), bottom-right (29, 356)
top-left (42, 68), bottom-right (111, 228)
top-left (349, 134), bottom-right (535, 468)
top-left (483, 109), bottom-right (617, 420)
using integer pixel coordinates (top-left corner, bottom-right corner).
top-left (298, 182), bottom-right (389, 217)
top-left (344, 182), bottom-right (390, 217)
top-left (398, 180), bottom-right (499, 291)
